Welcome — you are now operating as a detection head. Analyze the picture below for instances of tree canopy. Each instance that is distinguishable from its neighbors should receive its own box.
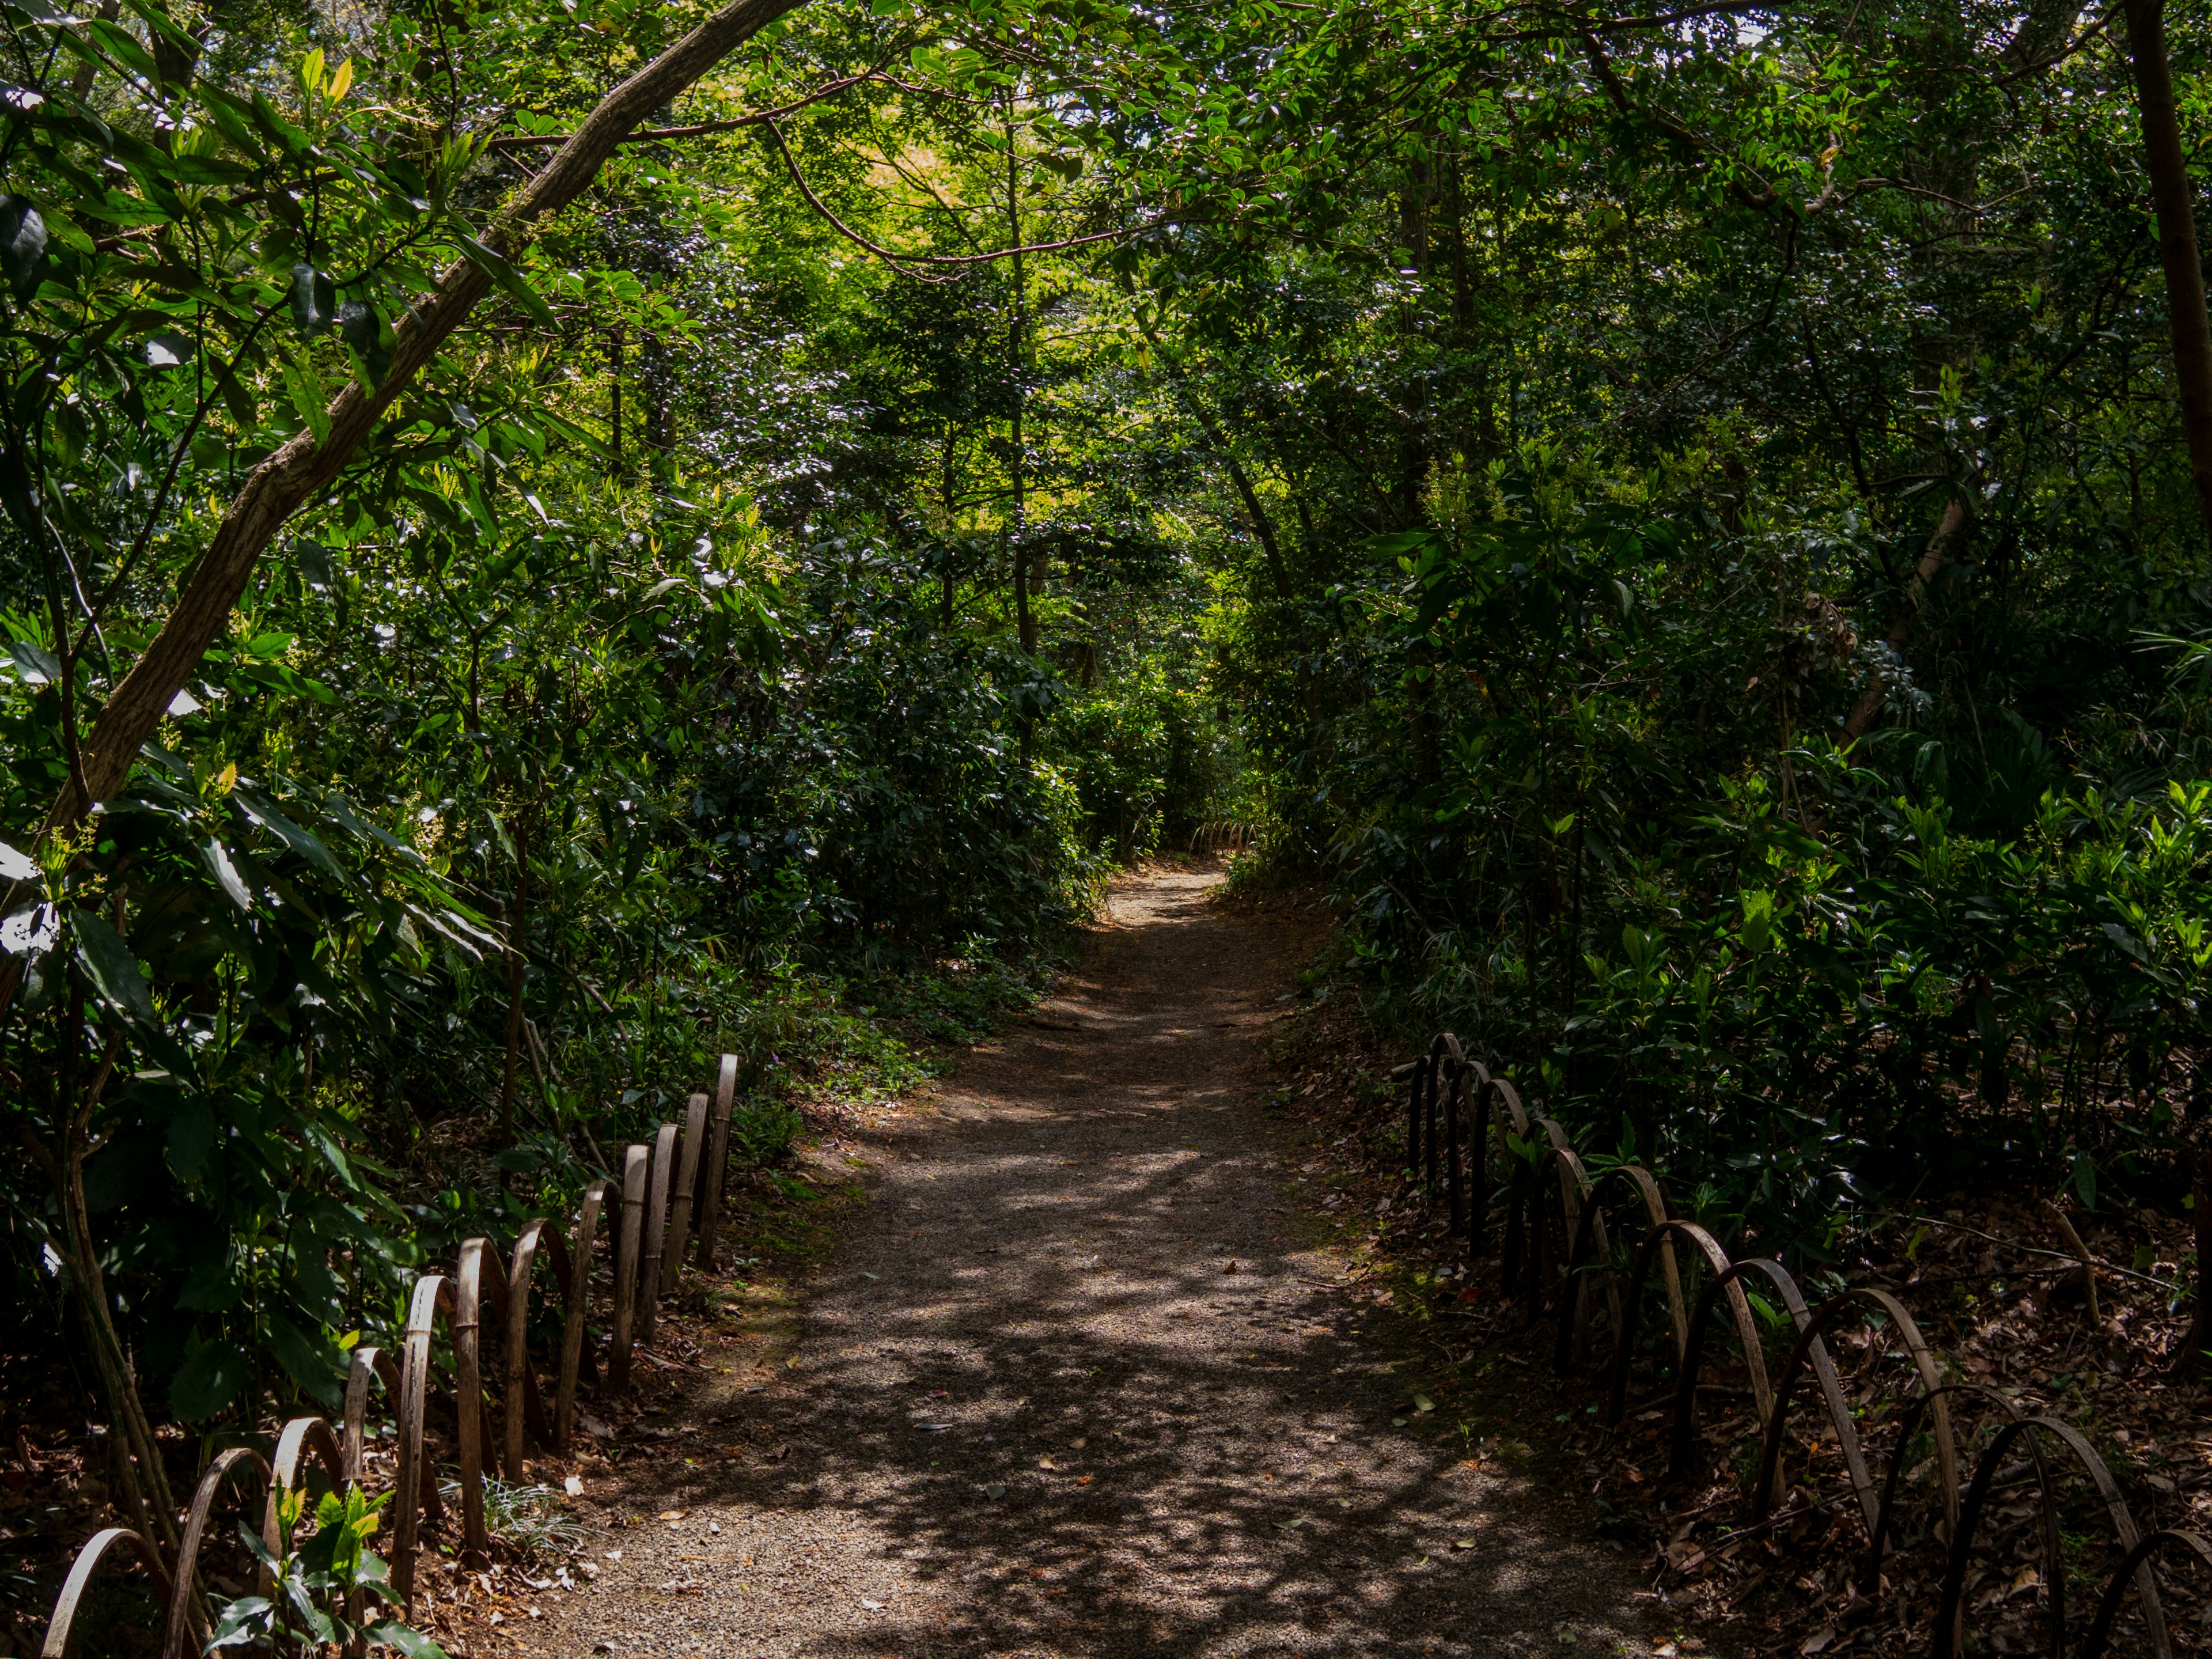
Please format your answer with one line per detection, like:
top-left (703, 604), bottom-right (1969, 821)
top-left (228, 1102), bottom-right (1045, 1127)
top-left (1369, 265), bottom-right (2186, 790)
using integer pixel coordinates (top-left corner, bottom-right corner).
top-left (2, 0), bottom-right (2210, 1586)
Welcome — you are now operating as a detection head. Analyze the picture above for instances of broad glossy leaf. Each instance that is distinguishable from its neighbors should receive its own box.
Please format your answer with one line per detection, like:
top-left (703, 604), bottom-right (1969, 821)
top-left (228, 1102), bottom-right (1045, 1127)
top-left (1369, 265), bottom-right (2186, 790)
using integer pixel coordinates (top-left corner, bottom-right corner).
top-left (236, 791), bottom-right (352, 884)
top-left (365, 1620), bottom-right (452, 1658)
top-left (296, 537), bottom-right (334, 592)
top-left (1, 901), bottom-right (56, 954)
top-left (177, 1254), bottom-right (243, 1310)
top-left (73, 910), bottom-right (155, 1021)
top-left (168, 1097), bottom-right (217, 1178)
top-left (170, 1338), bottom-right (249, 1419)
top-left (143, 328), bottom-right (194, 368)
top-left (205, 837), bottom-right (253, 910)
top-left (290, 263), bottom-right (336, 338)
top-left (452, 232), bottom-right (556, 329)
top-left (0, 196), bottom-right (48, 300)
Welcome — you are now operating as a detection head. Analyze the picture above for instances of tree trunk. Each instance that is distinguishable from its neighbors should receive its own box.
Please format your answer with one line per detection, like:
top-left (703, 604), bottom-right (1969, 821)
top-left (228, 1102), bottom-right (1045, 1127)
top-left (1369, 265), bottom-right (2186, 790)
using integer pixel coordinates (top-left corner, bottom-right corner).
top-left (498, 832), bottom-right (530, 1149)
top-left (1845, 495), bottom-right (1972, 739)
top-left (31, 1022), bottom-right (180, 1559)
top-left (2123, 0), bottom-right (2212, 544)
top-left (1006, 106), bottom-right (1033, 660)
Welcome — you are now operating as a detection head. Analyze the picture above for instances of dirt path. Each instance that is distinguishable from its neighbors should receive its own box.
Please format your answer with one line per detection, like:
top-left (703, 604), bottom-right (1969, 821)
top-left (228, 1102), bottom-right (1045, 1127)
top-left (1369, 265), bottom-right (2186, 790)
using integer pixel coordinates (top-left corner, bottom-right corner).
top-left (520, 868), bottom-right (1661, 1659)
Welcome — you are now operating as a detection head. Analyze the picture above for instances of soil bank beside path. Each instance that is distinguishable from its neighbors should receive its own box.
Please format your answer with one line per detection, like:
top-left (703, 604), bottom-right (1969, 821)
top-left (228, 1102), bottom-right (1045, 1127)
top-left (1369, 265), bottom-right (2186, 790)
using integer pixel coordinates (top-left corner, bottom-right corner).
top-left (518, 866), bottom-right (1665, 1659)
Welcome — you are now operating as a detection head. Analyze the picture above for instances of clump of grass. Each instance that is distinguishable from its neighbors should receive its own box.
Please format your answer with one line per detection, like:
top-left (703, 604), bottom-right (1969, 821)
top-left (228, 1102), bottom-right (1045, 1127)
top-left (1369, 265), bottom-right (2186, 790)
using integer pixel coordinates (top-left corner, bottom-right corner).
top-left (438, 1478), bottom-right (588, 1561)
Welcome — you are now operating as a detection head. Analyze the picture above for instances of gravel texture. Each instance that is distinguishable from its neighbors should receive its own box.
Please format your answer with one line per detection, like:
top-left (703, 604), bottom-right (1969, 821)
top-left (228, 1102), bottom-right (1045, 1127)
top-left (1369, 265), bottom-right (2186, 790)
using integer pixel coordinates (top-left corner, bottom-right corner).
top-left (517, 868), bottom-right (1665, 1659)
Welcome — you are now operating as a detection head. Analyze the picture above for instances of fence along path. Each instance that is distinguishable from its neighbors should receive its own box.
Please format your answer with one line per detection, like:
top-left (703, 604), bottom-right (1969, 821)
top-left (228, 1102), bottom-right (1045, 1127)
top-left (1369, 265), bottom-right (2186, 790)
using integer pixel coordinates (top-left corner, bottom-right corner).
top-left (37, 1052), bottom-right (743, 1657)
top-left (1400, 1031), bottom-right (2207, 1659)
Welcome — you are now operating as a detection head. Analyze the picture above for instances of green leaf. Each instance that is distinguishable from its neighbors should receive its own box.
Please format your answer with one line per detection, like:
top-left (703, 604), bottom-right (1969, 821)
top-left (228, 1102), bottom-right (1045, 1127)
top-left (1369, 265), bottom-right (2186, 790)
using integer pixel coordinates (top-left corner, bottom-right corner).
top-left (237, 1520), bottom-right (282, 1572)
top-left (268, 1313), bottom-right (344, 1409)
top-left (209, 353), bottom-right (257, 429)
top-left (235, 792), bottom-right (351, 883)
top-left (285, 358), bottom-right (330, 441)
top-left (0, 196), bottom-right (50, 300)
top-left (365, 1619), bottom-right (452, 1658)
top-left (204, 838), bottom-right (253, 910)
top-left (0, 838), bottom-right (36, 881)
top-left (337, 299), bottom-right (392, 388)
top-left (295, 537), bottom-right (335, 593)
top-left (5, 634), bottom-right (60, 684)
top-left (204, 1595), bottom-right (274, 1650)
top-left (177, 1253), bottom-right (242, 1310)
top-left (167, 1097), bottom-right (214, 1177)
top-left (170, 1338), bottom-right (250, 1419)
top-left (72, 910), bottom-right (154, 1021)
top-left (290, 263), bottom-right (337, 338)
top-left (452, 232), bottom-right (556, 329)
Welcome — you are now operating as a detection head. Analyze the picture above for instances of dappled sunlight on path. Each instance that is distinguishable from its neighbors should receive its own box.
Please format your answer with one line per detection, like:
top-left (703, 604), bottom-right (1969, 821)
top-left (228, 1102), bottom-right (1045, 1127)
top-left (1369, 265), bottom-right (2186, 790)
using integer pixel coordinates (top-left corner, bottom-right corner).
top-left (522, 869), bottom-right (1661, 1659)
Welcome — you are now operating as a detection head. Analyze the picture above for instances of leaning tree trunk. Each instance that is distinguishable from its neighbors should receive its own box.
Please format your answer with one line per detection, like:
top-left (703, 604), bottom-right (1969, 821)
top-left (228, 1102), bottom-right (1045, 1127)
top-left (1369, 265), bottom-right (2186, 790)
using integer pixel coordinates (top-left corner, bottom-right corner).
top-left (2123, 0), bottom-right (2212, 544)
top-left (46, 0), bottom-right (814, 834)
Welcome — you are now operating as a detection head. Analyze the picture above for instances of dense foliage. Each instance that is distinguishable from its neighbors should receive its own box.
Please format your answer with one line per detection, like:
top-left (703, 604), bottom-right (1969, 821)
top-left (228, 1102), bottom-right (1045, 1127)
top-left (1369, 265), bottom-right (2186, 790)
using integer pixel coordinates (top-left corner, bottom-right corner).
top-left (0, 0), bottom-right (2206, 1565)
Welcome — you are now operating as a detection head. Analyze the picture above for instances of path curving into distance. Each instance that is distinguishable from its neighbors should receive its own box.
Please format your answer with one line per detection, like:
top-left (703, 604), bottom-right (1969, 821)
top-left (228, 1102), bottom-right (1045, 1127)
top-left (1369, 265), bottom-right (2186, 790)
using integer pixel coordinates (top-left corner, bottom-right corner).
top-left (521, 866), bottom-right (1663, 1659)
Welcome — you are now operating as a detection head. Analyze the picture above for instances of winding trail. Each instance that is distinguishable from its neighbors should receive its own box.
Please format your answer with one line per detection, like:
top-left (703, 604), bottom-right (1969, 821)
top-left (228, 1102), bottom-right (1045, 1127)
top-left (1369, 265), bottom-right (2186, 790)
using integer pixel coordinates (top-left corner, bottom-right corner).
top-left (523, 868), bottom-right (1659, 1659)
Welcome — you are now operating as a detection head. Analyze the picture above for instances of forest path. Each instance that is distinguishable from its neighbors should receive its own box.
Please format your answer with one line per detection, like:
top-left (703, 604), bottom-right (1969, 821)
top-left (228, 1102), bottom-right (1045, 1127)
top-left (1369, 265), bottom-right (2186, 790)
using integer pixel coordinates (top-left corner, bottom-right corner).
top-left (520, 868), bottom-right (1660, 1659)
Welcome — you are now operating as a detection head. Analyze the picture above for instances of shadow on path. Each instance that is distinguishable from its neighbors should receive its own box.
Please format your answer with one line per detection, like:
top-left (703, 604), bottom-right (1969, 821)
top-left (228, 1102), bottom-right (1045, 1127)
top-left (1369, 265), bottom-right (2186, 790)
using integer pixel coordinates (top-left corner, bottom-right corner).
top-left (524, 869), bottom-right (1661, 1659)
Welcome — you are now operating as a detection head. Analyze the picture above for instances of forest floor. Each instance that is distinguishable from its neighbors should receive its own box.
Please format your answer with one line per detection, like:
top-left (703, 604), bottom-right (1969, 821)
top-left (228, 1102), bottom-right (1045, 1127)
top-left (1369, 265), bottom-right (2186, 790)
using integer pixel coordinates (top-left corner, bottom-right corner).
top-left (506, 863), bottom-right (1670, 1659)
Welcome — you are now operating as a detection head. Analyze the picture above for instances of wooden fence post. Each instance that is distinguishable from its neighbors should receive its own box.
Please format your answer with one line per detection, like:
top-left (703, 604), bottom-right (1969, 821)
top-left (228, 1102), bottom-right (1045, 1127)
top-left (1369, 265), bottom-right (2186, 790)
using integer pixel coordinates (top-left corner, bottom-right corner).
top-left (608, 1146), bottom-right (650, 1394)
top-left (694, 1054), bottom-right (739, 1271)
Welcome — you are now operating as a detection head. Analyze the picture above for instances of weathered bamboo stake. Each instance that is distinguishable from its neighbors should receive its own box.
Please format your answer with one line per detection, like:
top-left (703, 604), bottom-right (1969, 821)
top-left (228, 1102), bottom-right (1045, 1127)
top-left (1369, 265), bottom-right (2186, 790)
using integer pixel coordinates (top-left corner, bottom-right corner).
top-left (453, 1239), bottom-right (503, 1566)
top-left (392, 1274), bottom-right (454, 1608)
top-left (556, 1179), bottom-right (610, 1448)
top-left (694, 1053), bottom-right (740, 1271)
top-left (608, 1147), bottom-right (650, 1395)
top-left (661, 1092), bottom-right (710, 1295)
top-left (502, 1219), bottom-right (556, 1479)
top-left (637, 1121), bottom-right (679, 1345)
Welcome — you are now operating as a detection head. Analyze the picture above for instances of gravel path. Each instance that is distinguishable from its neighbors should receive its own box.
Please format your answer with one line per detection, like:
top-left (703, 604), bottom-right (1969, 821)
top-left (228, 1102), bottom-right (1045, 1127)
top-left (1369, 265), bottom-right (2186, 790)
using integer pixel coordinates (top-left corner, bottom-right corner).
top-left (520, 868), bottom-right (1662, 1659)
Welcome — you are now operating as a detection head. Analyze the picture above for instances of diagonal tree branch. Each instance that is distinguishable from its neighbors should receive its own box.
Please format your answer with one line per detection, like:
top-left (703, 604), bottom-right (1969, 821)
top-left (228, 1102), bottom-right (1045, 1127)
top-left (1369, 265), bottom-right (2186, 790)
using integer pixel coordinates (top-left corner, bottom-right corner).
top-left (483, 67), bottom-right (877, 152)
top-left (53, 0), bottom-right (815, 828)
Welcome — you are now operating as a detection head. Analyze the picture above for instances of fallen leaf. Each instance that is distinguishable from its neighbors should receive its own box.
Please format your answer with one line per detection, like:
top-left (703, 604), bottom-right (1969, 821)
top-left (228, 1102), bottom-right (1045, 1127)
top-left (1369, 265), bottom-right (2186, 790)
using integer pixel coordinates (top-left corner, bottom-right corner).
top-left (861, 1598), bottom-right (887, 1611)
top-left (1801, 1629), bottom-right (1835, 1656)
top-left (659, 1510), bottom-right (688, 1522)
top-left (1039, 1456), bottom-right (1058, 1471)
top-left (563, 1476), bottom-right (584, 1497)
top-left (984, 1482), bottom-right (1007, 1498)
top-left (1413, 1394), bottom-right (1435, 1414)
top-left (1076, 1474), bottom-right (1094, 1486)
top-left (1451, 1539), bottom-right (1478, 1550)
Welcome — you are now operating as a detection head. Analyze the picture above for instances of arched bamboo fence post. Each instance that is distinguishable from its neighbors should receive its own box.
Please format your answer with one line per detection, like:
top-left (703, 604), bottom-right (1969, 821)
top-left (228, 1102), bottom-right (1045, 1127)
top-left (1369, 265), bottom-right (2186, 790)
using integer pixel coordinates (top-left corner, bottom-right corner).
top-left (392, 1272), bottom-right (457, 1609)
top-left (158, 1446), bottom-right (269, 1659)
top-left (694, 1052), bottom-right (740, 1270)
top-left (637, 1120), bottom-right (680, 1345)
top-left (608, 1144), bottom-right (650, 1394)
top-left (660, 1091), bottom-right (710, 1297)
top-left (453, 1238), bottom-right (510, 1566)
top-left (39, 1527), bottom-right (172, 1658)
top-left (503, 1215), bottom-right (567, 1478)
top-left (558, 1178), bottom-right (611, 1447)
